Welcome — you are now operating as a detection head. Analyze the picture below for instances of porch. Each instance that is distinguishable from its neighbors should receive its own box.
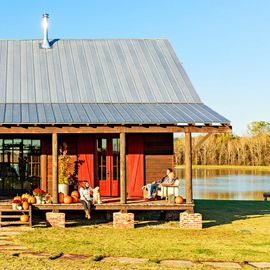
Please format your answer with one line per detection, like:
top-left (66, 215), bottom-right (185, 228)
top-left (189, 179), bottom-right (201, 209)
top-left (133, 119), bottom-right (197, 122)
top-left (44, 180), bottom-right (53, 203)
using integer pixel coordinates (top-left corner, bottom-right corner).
top-left (31, 197), bottom-right (194, 212)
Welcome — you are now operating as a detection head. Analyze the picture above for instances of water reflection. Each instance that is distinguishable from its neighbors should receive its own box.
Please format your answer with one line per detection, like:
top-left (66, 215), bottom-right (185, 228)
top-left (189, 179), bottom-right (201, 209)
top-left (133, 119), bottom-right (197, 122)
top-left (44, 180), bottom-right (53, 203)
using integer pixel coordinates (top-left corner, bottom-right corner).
top-left (175, 168), bottom-right (270, 200)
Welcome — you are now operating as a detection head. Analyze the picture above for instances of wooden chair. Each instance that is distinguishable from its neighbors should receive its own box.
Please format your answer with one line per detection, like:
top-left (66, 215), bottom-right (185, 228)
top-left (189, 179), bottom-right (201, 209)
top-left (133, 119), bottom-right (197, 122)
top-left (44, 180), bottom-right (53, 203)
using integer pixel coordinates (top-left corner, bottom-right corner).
top-left (158, 179), bottom-right (181, 199)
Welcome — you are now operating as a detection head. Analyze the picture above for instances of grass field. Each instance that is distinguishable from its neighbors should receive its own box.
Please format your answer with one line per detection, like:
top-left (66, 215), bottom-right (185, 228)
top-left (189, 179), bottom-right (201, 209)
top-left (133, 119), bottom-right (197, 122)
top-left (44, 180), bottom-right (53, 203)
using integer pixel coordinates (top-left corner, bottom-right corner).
top-left (1, 199), bottom-right (269, 269)
top-left (175, 165), bottom-right (270, 171)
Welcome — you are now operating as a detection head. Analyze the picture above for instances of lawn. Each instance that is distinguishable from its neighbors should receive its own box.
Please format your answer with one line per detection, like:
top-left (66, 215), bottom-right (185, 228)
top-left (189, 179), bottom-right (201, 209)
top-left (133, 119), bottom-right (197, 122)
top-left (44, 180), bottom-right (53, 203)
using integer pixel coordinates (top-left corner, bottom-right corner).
top-left (1, 200), bottom-right (270, 269)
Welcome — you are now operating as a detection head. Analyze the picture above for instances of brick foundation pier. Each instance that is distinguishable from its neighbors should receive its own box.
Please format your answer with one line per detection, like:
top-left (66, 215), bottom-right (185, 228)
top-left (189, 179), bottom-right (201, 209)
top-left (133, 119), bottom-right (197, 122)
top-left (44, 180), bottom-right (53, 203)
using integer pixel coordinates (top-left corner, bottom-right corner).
top-left (113, 212), bottom-right (134, 228)
top-left (46, 212), bottom-right (65, 228)
top-left (179, 212), bottom-right (202, 229)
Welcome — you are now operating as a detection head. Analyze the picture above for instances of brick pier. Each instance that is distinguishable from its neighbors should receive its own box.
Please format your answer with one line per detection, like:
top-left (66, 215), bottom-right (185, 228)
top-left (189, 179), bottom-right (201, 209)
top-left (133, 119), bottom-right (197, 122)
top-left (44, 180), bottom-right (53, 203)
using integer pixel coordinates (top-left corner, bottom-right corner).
top-left (46, 212), bottom-right (65, 228)
top-left (113, 212), bottom-right (134, 228)
top-left (179, 212), bottom-right (202, 229)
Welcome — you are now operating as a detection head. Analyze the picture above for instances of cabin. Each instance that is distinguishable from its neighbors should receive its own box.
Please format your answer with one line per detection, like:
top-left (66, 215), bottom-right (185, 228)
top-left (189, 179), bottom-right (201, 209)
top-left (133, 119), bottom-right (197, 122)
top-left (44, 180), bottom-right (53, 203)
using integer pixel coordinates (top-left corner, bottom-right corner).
top-left (0, 16), bottom-right (231, 213)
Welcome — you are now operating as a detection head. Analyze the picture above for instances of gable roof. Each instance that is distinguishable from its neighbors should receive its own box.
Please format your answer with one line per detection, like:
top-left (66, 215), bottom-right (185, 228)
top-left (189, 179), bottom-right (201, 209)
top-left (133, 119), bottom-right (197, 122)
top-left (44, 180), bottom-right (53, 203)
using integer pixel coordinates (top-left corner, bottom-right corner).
top-left (0, 39), bottom-right (229, 125)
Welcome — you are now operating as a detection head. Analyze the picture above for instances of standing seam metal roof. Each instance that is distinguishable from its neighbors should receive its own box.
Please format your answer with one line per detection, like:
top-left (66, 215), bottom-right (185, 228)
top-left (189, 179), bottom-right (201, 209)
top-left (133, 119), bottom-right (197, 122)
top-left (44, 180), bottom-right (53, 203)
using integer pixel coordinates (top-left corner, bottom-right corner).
top-left (0, 39), bottom-right (230, 125)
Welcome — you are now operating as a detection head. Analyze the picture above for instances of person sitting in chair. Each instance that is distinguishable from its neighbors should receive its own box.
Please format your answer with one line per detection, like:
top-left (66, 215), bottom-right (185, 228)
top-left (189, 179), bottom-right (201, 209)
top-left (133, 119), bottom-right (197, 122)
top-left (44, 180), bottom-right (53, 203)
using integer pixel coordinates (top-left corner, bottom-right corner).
top-left (146, 168), bottom-right (175, 201)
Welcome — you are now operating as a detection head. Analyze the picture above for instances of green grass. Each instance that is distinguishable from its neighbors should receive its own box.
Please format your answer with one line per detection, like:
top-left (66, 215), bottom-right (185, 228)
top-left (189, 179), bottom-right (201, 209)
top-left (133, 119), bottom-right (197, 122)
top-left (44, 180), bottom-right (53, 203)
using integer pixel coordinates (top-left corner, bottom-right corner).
top-left (175, 164), bottom-right (270, 171)
top-left (1, 200), bottom-right (270, 269)
top-left (11, 200), bottom-right (270, 261)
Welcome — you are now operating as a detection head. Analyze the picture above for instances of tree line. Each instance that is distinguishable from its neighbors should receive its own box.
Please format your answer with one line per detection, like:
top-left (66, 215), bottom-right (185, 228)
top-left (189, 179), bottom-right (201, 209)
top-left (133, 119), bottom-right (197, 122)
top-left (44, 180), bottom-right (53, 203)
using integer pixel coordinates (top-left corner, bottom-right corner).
top-left (174, 121), bottom-right (270, 166)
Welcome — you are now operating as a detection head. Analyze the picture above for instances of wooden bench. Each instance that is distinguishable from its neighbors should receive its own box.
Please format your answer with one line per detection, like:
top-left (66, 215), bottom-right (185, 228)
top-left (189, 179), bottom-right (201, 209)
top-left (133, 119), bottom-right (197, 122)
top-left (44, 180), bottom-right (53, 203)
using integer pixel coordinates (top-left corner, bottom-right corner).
top-left (0, 204), bottom-right (32, 227)
top-left (263, 192), bottom-right (270, 201)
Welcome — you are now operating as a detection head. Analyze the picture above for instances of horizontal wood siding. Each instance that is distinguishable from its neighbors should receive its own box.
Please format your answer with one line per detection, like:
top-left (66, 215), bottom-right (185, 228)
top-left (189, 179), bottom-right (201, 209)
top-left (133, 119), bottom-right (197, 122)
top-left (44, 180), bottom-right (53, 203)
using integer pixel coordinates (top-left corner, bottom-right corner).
top-left (144, 133), bottom-right (174, 183)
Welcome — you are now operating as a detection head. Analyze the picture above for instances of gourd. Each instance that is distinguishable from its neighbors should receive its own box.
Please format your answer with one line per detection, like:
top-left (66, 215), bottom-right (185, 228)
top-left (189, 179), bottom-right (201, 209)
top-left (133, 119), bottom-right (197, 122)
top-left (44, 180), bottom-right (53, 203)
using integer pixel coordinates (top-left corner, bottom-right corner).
top-left (175, 196), bottom-right (184, 204)
top-left (63, 195), bottom-right (73, 204)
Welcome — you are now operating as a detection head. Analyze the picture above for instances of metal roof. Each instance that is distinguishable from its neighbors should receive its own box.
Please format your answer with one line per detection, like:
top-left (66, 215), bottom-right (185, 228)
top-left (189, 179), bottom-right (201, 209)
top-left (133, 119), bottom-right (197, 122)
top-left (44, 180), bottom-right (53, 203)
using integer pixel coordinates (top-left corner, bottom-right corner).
top-left (0, 39), bottom-right (230, 125)
top-left (0, 103), bottom-right (229, 124)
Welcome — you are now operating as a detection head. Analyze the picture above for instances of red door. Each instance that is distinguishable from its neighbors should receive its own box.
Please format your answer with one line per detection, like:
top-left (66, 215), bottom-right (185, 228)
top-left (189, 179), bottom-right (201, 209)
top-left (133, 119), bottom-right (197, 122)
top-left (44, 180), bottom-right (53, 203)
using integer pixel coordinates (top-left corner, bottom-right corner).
top-left (96, 137), bottom-right (120, 197)
top-left (127, 135), bottom-right (144, 197)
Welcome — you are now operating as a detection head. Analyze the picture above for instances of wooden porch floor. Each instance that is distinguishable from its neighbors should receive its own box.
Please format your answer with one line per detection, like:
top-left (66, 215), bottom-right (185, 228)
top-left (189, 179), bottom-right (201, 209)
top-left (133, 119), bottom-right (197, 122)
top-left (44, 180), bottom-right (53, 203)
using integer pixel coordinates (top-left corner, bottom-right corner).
top-left (32, 197), bottom-right (194, 212)
top-left (0, 197), bottom-right (194, 212)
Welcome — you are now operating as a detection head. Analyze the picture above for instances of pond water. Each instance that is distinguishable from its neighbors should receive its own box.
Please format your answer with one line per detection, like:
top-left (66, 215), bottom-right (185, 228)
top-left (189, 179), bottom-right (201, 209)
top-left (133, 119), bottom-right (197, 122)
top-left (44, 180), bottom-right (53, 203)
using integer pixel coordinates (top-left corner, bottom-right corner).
top-left (174, 168), bottom-right (270, 200)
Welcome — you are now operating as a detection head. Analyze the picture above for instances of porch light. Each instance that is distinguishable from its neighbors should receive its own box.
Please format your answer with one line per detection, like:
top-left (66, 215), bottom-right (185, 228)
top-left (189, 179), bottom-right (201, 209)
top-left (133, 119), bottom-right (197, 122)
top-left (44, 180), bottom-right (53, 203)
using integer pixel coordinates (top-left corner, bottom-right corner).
top-left (41, 13), bottom-right (51, 49)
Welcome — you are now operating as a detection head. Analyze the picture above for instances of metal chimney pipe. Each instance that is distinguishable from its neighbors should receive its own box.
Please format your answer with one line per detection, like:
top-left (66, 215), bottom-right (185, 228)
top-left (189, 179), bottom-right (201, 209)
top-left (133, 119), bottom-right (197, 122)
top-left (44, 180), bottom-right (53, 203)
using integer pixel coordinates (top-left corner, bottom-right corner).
top-left (41, 13), bottom-right (50, 49)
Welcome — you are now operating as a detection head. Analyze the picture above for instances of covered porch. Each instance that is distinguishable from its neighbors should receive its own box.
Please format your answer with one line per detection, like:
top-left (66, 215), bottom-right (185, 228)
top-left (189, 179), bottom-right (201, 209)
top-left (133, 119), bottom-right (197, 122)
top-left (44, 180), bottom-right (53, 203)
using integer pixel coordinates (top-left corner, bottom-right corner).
top-left (0, 123), bottom-right (231, 213)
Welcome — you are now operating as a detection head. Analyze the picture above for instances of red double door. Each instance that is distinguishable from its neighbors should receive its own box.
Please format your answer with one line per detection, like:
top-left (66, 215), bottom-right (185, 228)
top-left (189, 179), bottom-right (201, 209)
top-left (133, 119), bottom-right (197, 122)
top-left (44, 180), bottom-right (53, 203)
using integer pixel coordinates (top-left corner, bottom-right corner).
top-left (96, 137), bottom-right (120, 197)
top-left (78, 135), bottom-right (144, 197)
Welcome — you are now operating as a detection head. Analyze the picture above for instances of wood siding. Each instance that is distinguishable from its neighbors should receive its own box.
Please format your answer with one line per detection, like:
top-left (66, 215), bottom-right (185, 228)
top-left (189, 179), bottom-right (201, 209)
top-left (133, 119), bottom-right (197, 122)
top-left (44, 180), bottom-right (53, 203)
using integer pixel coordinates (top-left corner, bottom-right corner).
top-left (42, 133), bottom-right (174, 195)
top-left (144, 133), bottom-right (174, 183)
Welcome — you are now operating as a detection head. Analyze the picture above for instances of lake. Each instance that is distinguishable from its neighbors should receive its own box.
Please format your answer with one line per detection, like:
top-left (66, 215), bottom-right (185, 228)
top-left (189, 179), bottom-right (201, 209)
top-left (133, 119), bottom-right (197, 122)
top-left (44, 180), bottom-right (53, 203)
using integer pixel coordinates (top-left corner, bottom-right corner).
top-left (174, 168), bottom-right (270, 200)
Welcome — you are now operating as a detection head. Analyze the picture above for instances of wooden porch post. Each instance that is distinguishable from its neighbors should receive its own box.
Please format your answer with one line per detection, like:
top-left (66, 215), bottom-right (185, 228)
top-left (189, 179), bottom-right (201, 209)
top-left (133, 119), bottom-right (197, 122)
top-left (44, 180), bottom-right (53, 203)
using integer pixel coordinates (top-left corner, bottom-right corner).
top-left (120, 132), bottom-right (127, 204)
top-left (185, 132), bottom-right (193, 204)
top-left (52, 133), bottom-right (58, 203)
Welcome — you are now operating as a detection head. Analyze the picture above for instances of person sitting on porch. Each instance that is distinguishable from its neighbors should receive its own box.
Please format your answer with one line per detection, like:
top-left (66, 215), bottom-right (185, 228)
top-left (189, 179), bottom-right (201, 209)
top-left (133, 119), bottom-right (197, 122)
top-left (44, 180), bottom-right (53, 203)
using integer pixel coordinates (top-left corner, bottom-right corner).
top-left (146, 168), bottom-right (175, 201)
top-left (79, 181), bottom-right (93, 219)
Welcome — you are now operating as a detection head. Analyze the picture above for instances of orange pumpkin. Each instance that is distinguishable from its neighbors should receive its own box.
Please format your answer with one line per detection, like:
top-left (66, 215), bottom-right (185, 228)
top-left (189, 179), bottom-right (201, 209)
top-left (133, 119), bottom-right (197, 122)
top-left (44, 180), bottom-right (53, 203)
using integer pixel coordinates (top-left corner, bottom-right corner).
top-left (71, 190), bottom-right (79, 198)
top-left (20, 215), bottom-right (29, 222)
top-left (72, 195), bottom-right (79, 203)
top-left (28, 196), bottom-right (36, 204)
top-left (22, 193), bottom-right (30, 200)
top-left (14, 196), bottom-right (21, 202)
top-left (58, 192), bottom-right (65, 203)
top-left (22, 201), bottom-right (29, 210)
top-left (63, 195), bottom-right (73, 204)
top-left (21, 198), bottom-right (28, 202)
top-left (175, 196), bottom-right (184, 204)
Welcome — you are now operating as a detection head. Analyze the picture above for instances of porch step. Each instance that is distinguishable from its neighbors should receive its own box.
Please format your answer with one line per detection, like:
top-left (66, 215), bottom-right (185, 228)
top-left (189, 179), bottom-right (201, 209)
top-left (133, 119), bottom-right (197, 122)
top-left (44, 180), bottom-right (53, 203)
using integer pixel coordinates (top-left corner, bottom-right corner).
top-left (0, 209), bottom-right (30, 212)
top-left (0, 215), bottom-right (22, 219)
top-left (0, 221), bottom-right (30, 226)
top-left (0, 205), bottom-right (32, 227)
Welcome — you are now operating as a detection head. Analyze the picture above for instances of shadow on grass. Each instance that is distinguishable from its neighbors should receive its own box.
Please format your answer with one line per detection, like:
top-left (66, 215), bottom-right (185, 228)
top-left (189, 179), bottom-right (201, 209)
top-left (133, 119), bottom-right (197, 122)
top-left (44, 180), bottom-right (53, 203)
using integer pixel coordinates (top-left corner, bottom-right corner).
top-left (195, 199), bottom-right (270, 228)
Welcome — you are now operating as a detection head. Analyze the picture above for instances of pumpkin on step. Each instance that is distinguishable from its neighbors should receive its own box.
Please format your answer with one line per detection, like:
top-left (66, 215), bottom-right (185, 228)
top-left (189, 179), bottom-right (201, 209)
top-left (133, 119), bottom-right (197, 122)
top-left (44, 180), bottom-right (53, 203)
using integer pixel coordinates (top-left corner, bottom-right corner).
top-left (72, 195), bottom-right (79, 203)
top-left (22, 193), bottom-right (30, 200)
top-left (71, 190), bottom-right (79, 198)
top-left (175, 196), bottom-right (184, 204)
top-left (13, 196), bottom-right (21, 202)
top-left (20, 215), bottom-right (29, 222)
top-left (58, 192), bottom-right (65, 203)
top-left (28, 196), bottom-right (36, 204)
top-left (22, 201), bottom-right (29, 210)
top-left (63, 195), bottom-right (73, 204)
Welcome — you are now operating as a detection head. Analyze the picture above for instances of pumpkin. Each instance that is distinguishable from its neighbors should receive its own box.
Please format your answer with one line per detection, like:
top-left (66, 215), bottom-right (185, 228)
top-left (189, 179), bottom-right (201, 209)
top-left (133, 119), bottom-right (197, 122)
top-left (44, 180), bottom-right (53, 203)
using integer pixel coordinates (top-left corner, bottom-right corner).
top-left (72, 195), bottom-right (79, 203)
top-left (20, 215), bottom-right (29, 222)
top-left (63, 195), bottom-right (73, 204)
top-left (71, 190), bottom-right (79, 198)
top-left (22, 193), bottom-right (30, 200)
top-left (175, 196), bottom-right (184, 204)
top-left (58, 192), bottom-right (65, 203)
top-left (21, 198), bottom-right (28, 202)
top-left (28, 196), bottom-right (36, 204)
top-left (13, 196), bottom-right (21, 202)
top-left (22, 201), bottom-right (29, 210)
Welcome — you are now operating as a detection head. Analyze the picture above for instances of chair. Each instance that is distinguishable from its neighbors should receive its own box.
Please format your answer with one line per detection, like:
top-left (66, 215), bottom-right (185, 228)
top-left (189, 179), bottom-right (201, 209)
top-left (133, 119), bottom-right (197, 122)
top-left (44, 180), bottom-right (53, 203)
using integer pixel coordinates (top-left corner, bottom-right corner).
top-left (157, 179), bottom-right (181, 199)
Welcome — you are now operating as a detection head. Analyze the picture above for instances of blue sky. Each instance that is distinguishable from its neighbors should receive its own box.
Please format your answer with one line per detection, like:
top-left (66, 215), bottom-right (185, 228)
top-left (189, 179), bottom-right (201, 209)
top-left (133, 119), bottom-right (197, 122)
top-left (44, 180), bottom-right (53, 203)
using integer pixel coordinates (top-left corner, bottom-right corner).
top-left (0, 0), bottom-right (269, 135)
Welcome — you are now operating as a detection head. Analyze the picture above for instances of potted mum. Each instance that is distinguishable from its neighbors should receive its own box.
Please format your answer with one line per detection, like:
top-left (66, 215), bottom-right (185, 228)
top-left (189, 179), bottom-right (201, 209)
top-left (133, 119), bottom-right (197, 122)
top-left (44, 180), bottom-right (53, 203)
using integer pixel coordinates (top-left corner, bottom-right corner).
top-left (32, 188), bottom-right (45, 204)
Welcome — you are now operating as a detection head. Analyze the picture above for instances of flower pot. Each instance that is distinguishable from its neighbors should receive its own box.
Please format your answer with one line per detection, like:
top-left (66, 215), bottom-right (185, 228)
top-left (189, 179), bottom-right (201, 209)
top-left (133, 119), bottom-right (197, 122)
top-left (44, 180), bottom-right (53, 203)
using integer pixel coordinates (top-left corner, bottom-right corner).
top-left (35, 196), bottom-right (42, 204)
top-left (58, 184), bottom-right (69, 196)
top-left (12, 203), bottom-right (20, 210)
